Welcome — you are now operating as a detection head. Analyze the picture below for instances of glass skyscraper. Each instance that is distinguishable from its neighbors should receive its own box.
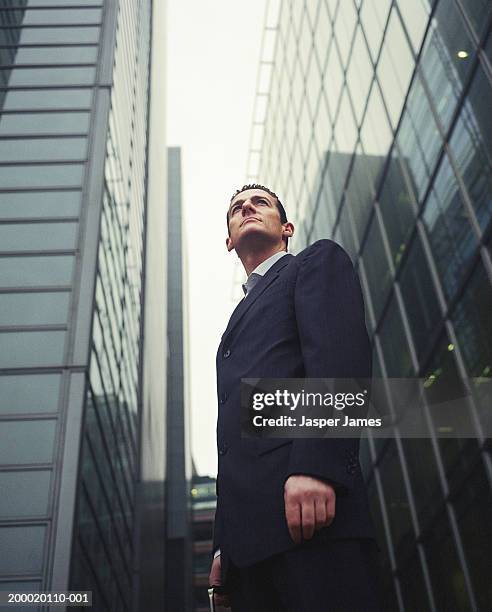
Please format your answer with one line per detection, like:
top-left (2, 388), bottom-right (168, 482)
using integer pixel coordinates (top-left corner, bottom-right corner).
top-left (0, 1), bottom-right (167, 610)
top-left (249, 0), bottom-right (492, 609)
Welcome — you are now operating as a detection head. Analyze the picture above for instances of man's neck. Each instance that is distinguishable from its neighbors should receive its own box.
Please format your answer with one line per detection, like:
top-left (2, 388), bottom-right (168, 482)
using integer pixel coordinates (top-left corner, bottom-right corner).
top-left (239, 244), bottom-right (286, 277)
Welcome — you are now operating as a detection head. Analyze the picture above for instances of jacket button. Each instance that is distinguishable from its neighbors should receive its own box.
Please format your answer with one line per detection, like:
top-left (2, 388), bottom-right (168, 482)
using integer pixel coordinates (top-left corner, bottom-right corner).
top-left (219, 443), bottom-right (229, 455)
top-left (223, 349), bottom-right (231, 359)
top-left (347, 464), bottom-right (357, 474)
top-left (220, 392), bottom-right (227, 404)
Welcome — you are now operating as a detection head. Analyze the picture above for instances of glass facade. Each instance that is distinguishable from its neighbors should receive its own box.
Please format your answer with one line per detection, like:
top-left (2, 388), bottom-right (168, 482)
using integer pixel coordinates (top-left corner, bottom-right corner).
top-left (250, 0), bottom-right (492, 609)
top-left (0, 1), bottom-right (167, 610)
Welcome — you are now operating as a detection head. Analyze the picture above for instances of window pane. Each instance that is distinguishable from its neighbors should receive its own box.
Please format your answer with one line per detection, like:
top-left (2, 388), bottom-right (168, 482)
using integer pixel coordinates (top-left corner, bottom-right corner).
top-left (0, 291), bottom-right (71, 325)
top-left (0, 112), bottom-right (90, 134)
top-left (0, 419), bottom-right (56, 463)
top-left (361, 215), bottom-right (392, 320)
top-left (1, 88), bottom-right (92, 110)
top-left (449, 65), bottom-right (492, 232)
top-left (0, 470), bottom-right (51, 517)
top-left (0, 137), bottom-right (87, 161)
top-left (378, 294), bottom-right (413, 376)
top-left (0, 66), bottom-right (95, 86)
top-left (396, 0), bottom-right (430, 54)
top-left (0, 190), bottom-right (81, 218)
top-left (0, 8), bottom-right (102, 25)
top-left (0, 255), bottom-right (74, 287)
top-left (378, 441), bottom-right (413, 548)
top-left (345, 144), bottom-right (376, 242)
top-left (0, 373), bottom-right (61, 414)
top-left (420, 0), bottom-right (475, 132)
top-left (0, 330), bottom-right (65, 367)
top-left (2, 26), bottom-right (100, 45)
top-left (0, 221), bottom-right (78, 252)
top-left (424, 510), bottom-right (469, 609)
top-left (3, 45), bottom-right (98, 66)
top-left (397, 74), bottom-right (442, 201)
top-left (399, 233), bottom-right (441, 358)
top-left (422, 154), bottom-right (478, 300)
top-left (0, 525), bottom-right (45, 574)
top-left (452, 260), bottom-right (492, 377)
top-left (377, 8), bottom-right (415, 128)
top-left (0, 163), bottom-right (85, 187)
top-left (9, 0), bottom-right (102, 4)
top-left (360, 81), bottom-right (393, 164)
top-left (378, 157), bottom-right (415, 265)
top-left (460, 0), bottom-right (492, 39)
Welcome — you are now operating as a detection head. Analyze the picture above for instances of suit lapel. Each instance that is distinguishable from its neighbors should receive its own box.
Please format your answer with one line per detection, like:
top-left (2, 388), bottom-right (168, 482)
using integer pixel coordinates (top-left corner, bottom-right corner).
top-left (221, 254), bottom-right (294, 346)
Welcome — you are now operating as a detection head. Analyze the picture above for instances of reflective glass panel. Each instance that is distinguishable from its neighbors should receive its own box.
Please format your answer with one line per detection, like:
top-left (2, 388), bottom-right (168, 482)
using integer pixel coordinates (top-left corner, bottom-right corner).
top-left (452, 260), bottom-right (492, 377)
top-left (0, 163), bottom-right (84, 188)
top-left (399, 232), bottom-right (441, 358)
top-left (0, 190), bottom-right (81, 218)
top-left (0, 66), bottom-right (95, 86)
top-left (397, 74), bottom-right (441, 201)
top-left (0, 112), bottom-right (90, 134)
top-left (0, 419), bottom-right (56, 463)
top-left (420, 0), bottom-right (475, 132)
top-left (0, 470), bottom-right (51, 517)
top-left (378, 441), bottom-right (413, 547)
top-left (377, 8), bottom-right (415, 128)
top-left (0, 9), bottom-right (102, 25)
top-left (1, 26), bottom-right (100, 45)
top-left (0, 330), bottom-right (65, 367)
top-left (0, 255), bottom-right (74, 287)
top-left (1, 88), bottom-right (92, 110)
top-left (7, 0), bottom-right (102, 5)
top-left (396, 0), bottom-right (430, 54)
top-left (0, 221), bottom-right (78, 251)
top-left (0, 291), bottom-right (70, 325)
top-left (0, 373), bottom-right (61, 414)
top-left (378, 157), bottom-right (415, 265)
top-left (378, 293), bottom-right (413, 376)
top-left (361, 215), bottom-right (392, 320)
top-left (5, 45), bottom-right (98, 65)
top-left (460, 0), bottom-right (492, 39)
top-left (422, 154), bottom-right (478, 300)
top-left (449, 65), bottom-right (492, 232)
top-left (0, 137), bottom-right (87, 161)
top-left (346, 144), bottom-right (376, 242)
top-left (0, 526), bottom-right (45, 574)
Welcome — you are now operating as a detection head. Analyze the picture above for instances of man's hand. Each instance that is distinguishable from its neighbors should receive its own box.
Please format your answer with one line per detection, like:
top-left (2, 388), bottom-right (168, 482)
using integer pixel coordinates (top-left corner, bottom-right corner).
top-left (209, 554), bottom-right (230, 609)
top-left (284, 475), bottom-right (336, 544)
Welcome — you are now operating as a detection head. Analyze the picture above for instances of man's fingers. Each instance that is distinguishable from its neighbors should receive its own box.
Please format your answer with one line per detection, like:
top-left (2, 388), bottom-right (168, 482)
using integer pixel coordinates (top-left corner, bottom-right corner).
top-left (301, 499), bottom-right (315, 540)
top-left (209, 555), bottom-right (222, 587)
top-left (314, 497), bottom-right (327, 529)
top-left (285, 498), bottom-right (302, 544)
top-left (326, 492), bottom-right (336, 526)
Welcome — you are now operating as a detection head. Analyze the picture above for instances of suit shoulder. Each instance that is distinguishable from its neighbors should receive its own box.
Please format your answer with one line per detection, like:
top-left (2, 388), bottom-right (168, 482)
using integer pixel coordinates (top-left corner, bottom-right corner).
top-left (297, 239), bottom-right (352, 265)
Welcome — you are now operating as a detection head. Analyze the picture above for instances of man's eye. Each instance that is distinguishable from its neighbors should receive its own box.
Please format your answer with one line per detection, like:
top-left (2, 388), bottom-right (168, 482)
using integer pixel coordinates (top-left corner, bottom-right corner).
top-left (231, 206), bottom-right (240, 214)
top-left (258, 199), bottom-right (267, 205)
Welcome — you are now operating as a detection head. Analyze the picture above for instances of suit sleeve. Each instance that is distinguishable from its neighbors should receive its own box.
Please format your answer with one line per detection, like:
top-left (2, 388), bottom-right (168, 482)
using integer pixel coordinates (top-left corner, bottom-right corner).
top-left (287, 239), bottom-right (372, 492)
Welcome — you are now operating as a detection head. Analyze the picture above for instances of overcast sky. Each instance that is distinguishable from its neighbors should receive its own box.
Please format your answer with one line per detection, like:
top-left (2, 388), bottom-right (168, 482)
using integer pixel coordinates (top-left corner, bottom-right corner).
top-left (167, 0), bottom-right (266, 476)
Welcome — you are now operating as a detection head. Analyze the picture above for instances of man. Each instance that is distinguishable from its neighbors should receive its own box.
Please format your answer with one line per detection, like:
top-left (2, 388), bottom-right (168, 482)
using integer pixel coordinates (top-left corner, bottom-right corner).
top-left (209, 184), bottom-right (381, 611)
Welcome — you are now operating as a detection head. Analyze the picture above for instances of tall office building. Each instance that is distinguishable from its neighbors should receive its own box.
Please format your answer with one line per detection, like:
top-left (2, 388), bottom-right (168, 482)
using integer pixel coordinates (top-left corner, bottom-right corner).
top-left (190, 473), bottom-right (216, 612)
top-left (0, 1), bottom-right (167, 611)
top-left (165, 147), bottom-right (193, 612)
top-left (249, 1), bottom-right (492, 609)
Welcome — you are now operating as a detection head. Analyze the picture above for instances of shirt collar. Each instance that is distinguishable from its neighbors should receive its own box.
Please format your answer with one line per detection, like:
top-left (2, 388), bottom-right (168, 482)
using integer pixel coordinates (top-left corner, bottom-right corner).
top-left (249, 250), bottom-right (288, 278)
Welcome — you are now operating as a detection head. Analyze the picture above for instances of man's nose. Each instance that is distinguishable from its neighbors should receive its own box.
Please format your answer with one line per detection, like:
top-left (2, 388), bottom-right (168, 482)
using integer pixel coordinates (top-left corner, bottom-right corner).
top-left (241, 200), bottom-right (256, 215)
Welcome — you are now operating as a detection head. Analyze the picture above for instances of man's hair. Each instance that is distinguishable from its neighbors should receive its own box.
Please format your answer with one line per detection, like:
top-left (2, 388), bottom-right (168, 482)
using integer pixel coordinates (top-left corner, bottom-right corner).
top-left (226, 183), bottom-right (289, 249)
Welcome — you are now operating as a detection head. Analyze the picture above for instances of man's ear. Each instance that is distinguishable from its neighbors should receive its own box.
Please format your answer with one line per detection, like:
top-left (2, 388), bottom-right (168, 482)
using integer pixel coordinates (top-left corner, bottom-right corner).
top-left (226, 236), bottom-right (234, 252)
top-left (282, 222), bottom-right (295, 240)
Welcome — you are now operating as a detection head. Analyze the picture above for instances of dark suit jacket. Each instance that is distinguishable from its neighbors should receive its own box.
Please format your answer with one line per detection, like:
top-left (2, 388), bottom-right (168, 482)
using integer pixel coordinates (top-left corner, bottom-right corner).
top-left (213, 239), bottom-right (375, 569)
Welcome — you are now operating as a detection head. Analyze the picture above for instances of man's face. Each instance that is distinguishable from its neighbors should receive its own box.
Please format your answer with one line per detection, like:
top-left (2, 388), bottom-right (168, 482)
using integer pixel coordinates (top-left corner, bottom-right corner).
top-left (226, 188), bottom-right (292, 252)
